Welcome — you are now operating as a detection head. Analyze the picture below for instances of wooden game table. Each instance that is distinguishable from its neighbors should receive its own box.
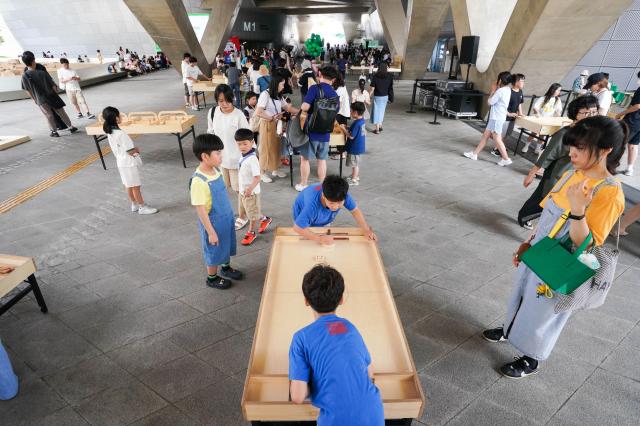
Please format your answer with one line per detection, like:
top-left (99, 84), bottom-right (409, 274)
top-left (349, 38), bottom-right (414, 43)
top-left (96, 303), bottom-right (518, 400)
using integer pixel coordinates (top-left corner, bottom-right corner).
top-left (241, 228), bottom-right (425, 424)
top-left (192, 76), bottom-right (228, 108)
top-left (513, 116), bottom-right (573, 155)
top-left (0, 254), bottom-right (48, 316)
top-left (85, 111), bottom-right (197, 169)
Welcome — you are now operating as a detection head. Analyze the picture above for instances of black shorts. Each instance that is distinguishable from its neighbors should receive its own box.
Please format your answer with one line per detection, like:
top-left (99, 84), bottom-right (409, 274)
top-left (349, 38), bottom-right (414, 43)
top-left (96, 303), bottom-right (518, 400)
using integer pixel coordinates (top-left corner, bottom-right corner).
top-left (336, 114), bottom-right (349, 126)
top-left (628, 126), bottom-right (640, 146)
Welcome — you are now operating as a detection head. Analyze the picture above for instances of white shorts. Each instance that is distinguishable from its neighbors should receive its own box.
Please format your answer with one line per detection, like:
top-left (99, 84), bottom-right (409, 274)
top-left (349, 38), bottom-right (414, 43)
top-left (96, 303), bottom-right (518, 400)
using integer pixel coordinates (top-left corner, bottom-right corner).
top-left (118, 166), bottom-right (141, 188)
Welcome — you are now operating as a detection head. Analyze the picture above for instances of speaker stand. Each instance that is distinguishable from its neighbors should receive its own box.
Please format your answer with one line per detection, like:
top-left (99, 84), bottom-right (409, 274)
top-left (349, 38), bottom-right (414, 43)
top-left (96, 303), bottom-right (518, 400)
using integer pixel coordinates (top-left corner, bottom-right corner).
top-left (465, 64), bottom-right (472, 85)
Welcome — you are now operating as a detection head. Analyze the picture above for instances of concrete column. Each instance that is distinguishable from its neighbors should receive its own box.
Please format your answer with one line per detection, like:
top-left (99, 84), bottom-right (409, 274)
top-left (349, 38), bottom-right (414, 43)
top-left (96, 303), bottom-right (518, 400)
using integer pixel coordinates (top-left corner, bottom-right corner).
top-left (403, 0), bottom-right (450, 79)
top-left (451, 0), bottom-right (634, 96)
top-left (375, 0), bottom-right (408, 57)
top-left (200, 0), bottom-right (242, 64)
top-left (123, 0), bottom-right (211, 76)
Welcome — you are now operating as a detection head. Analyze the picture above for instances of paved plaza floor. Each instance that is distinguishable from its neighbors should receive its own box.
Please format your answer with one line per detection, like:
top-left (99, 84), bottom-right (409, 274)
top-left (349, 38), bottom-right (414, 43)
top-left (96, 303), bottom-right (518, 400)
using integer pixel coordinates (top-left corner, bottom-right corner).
top-left (1, 70), bottom-right (639, 425)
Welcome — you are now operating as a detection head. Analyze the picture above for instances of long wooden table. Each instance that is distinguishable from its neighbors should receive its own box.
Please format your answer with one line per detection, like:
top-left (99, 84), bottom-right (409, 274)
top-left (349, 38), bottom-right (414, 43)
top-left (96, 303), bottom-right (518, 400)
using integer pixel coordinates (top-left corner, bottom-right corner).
top-left (513, 116), bottom-right (573, 155)
top-left (241, 227), bottom-right (425, 424)
top-left (85, 111), bottom-right (197, 169)
top-left (0, 254), bottom-right (48, 316)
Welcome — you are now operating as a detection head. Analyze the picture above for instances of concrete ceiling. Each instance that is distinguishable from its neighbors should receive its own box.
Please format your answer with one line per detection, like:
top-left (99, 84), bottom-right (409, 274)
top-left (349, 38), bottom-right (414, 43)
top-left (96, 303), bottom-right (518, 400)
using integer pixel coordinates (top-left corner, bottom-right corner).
top-left (253, 0), bottom-right (374, 15)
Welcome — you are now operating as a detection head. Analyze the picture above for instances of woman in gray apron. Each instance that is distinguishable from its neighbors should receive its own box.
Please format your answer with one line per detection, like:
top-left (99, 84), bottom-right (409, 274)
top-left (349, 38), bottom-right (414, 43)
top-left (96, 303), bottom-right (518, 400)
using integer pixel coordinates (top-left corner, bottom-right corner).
top-left (483, 116), bottom-right (626, 378)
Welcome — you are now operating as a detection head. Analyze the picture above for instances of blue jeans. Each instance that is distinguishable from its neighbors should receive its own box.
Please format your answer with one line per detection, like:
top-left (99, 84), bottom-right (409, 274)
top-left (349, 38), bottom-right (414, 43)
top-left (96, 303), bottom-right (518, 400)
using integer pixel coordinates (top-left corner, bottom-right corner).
top-left (230, 82), bottom-right (241, 109)
top-left (0, 340), bottom-right (18, 400)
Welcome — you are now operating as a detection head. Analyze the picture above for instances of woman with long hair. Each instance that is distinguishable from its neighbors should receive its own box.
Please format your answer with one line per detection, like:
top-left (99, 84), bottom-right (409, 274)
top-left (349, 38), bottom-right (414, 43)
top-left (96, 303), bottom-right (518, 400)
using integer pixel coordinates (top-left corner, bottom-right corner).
top-left (523, 83), bottom-right (563, 154)
top-left (484, 116), bottom-right (626, 379)
top-left (369, 62), bottom-right (393, 134)
top-left (255, 75), bottom-right (299, 183)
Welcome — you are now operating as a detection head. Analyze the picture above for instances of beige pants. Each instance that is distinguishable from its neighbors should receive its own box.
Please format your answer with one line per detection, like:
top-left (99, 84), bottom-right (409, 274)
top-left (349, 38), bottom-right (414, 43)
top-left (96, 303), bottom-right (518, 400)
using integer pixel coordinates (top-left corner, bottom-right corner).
top-left (240, 193), bottom-right (262, 221)
top-left (258, 120), bottom-right (280, 172)
top-left (67, 89), bottom-right (89, 113)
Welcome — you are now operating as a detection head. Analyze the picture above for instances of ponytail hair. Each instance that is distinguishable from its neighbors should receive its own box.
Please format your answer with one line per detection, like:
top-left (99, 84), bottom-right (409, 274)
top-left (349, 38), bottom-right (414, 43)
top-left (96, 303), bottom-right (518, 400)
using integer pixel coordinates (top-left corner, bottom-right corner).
top-left (102, 106), bottom-right (120, 134)
top-left (563, 115), bottom-right (627, 175)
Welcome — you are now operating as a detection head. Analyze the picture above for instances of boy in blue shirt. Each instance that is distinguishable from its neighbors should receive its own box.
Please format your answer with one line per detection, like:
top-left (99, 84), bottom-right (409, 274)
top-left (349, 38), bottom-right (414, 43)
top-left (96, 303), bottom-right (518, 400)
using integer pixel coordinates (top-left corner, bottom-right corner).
top-left (296, 66), bottom-right (339, 192)
top-left (292, 175), bottom-right (376, 245)
top-left (190, 134), bottom-right (244, 290)
top-left (346, 101), bottom-right (366, 186)
top-left (289, 265), bottom-right (384, 425)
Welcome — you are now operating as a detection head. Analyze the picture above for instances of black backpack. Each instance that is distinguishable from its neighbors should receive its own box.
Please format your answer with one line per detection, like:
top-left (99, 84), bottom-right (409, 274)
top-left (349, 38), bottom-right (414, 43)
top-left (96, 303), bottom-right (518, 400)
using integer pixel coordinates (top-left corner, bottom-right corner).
top-left (307, 84), bottom-right (339, 134)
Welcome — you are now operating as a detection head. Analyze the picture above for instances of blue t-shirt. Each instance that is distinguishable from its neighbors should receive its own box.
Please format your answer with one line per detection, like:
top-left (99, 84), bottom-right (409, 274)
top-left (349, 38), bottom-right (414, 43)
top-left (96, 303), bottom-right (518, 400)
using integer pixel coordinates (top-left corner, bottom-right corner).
top-left (347, 118), bottom-right (366, 155)
top-left (304, 82), bottom-right (339, 143)
top-left (289, 314), bottom-right (384, 426)
top-left (337, 58), bottom-right (348, 72)
top-left (292, 184), bottom-right (356, 228)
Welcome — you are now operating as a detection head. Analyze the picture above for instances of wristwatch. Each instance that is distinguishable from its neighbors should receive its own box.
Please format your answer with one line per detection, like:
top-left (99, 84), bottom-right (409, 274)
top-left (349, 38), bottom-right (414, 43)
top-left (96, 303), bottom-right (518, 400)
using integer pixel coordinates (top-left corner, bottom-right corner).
top-left (568, 212), bottom-right (585, 220)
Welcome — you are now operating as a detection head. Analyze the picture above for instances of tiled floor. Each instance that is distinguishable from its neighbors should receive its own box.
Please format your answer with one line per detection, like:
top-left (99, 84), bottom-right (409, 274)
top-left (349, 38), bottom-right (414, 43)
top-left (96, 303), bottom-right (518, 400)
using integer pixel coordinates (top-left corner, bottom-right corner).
top-left (1, 70), bottom-right (639, 425)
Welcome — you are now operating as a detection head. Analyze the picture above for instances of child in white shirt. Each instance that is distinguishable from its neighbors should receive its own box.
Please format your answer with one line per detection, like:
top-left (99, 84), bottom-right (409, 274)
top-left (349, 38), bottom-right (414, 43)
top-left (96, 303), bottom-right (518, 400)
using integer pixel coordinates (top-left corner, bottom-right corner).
top-left (185, 56), bottom-right (211, 111)
top-left (57, 58), bottom-right (95, 119)
top-left (102, 107), bottom-right (157, 215)
top-left (235, 128), bottom-right (272, 246)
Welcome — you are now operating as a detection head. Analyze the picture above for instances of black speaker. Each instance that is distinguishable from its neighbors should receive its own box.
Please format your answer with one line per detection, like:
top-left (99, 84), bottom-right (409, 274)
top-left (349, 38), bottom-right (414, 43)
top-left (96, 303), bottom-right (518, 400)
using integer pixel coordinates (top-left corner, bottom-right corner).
top-left (448, 90), bottom-right (482, 113)
top-left (460, 36), bottom-right (479, 65)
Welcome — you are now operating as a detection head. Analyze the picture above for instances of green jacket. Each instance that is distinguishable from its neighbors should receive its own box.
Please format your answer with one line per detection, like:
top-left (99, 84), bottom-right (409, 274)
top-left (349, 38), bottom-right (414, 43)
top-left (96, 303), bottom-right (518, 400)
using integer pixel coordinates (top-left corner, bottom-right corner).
top-left (535, 126), bottom-right (572, 196)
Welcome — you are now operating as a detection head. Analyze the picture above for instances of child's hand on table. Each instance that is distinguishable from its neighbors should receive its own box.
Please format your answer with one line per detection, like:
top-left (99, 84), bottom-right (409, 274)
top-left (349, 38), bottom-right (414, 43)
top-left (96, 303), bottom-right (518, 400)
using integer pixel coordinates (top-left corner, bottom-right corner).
top-left (365, 228), bottom-right (377, 241)
top-left (0, 265), bottom-right (15, 274)
top-left (318, 235), bottom-right (334, 246)
top-left (208, 231), bottom-right (219, 246)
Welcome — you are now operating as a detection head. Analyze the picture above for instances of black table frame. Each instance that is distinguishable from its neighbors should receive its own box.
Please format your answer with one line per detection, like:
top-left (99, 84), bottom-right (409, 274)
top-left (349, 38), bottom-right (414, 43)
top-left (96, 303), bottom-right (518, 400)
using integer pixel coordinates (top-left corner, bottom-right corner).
top-left (0, 273), bottom-right (48, 316)
top-left (92, 125), bottom-right (196, 170)
top-left (195, 91), bottom-right (207, 109)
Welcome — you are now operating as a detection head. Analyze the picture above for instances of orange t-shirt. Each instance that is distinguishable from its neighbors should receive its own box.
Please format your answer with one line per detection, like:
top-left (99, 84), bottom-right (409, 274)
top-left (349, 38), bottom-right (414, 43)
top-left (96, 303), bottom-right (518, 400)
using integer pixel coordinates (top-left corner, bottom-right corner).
top-left (540, 170), bottom-right (624, 245)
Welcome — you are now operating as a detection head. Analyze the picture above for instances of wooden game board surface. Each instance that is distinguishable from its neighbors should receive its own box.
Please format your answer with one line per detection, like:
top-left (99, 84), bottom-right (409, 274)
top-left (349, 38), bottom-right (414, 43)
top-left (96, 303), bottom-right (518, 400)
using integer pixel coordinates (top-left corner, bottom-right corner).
top-left (0, 136), bottom-right (30, 151)
top-left (515, 116), bottom-right (573, 136)
top-left (242, 227), bottom-right (424, 421)
top-left (0, 254), bottom-right (36, 298)
top-left (85, 111), bottom-right (196, 135)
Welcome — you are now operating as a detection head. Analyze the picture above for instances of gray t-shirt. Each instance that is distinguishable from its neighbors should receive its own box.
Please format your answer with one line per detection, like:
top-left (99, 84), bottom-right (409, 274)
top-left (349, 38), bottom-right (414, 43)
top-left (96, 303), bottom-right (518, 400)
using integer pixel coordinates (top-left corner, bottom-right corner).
top-left (21, 68), bottom-right (56, 105)
top-left (226, 66), bottom-right (240, 85)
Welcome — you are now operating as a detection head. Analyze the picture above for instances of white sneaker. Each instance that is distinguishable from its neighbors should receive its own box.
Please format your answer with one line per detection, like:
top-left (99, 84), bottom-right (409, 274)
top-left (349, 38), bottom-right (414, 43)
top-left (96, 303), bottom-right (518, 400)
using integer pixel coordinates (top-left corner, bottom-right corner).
top-left (463, 152), bottom-right (478, 161)
top-left (138, 205), bottom-right (158, 215)
top-left (294, 183), bottom-right (308, 192)
top-left (261, 174), bottom-right (273, 183)
top-left (272, 170), bottom-right (287, 178)
top-left (191, 106), bottom-right (199, 111)
top-left (131, 203), bottom-right (139, 212)
top-left (624, 167), bottom-right (634, 176)
top-left (497, 158), bottom-right (513, 167)
top-left (346, 177), bottom-right (359, 186)
top-left (521, 142), bottom-right (530, 153)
